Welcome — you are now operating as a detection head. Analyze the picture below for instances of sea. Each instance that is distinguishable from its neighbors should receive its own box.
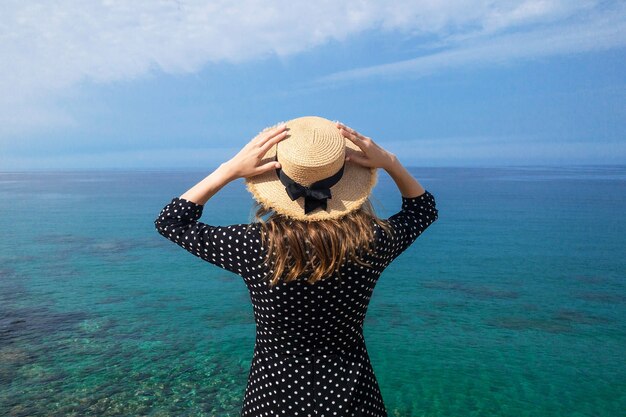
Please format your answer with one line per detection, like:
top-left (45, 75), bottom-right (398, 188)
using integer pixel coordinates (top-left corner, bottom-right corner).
top-left (1, 166), bottom-right (624, 417)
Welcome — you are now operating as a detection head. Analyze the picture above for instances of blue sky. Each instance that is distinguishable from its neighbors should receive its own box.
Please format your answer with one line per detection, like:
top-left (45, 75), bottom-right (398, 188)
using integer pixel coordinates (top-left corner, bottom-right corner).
top-left (1, 0), bottom-right (625, 170)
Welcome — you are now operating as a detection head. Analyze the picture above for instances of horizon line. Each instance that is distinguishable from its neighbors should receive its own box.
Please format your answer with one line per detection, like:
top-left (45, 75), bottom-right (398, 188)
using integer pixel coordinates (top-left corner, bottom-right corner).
top-left (1, 163), bottom-right (625, 174)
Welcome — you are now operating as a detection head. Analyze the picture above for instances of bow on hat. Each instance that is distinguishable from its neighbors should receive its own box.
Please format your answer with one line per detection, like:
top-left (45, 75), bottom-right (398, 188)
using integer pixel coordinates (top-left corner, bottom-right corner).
top-left (274, 153), bottom-right (346, 215)
top-left (284, 182), bottom-right (333, 214)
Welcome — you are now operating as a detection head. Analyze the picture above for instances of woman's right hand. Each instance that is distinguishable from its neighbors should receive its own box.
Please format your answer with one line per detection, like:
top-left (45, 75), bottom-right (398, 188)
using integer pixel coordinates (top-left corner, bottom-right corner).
top-left (336, 122), bottom-right (397, 170)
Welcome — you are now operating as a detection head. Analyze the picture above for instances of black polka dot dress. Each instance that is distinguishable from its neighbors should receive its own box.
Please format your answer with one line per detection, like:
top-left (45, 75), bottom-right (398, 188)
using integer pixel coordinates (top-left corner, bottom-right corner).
top-left (155, 190), bottom-right (439, 416)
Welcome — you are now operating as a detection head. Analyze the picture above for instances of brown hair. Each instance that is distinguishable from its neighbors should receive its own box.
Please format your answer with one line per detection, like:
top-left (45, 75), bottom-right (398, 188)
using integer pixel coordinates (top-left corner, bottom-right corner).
top-left (249, 199), bottom-right (394, 287)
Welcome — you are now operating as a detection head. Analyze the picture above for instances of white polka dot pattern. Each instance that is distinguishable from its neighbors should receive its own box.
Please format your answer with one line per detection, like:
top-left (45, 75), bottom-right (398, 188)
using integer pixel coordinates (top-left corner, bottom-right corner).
top-left (154, 190), bottom-right (439, 416)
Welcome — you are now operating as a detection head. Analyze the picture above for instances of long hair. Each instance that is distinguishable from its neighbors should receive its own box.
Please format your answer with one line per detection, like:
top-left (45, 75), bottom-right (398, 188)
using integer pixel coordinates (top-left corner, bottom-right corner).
top-left (249, 199), bottom-right (394, 287)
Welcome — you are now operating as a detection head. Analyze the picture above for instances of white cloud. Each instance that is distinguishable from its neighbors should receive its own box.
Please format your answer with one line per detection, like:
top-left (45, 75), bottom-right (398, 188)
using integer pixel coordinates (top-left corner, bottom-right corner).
top-left (0, 0), bottom-right (622, 135)
top-left (315, 2), bottom-right (626, 84)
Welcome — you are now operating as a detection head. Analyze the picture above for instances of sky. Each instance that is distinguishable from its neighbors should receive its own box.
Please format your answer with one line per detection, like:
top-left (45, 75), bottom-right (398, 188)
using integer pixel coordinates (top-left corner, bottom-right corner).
top-left (1, 0), bottom-right (625, 170)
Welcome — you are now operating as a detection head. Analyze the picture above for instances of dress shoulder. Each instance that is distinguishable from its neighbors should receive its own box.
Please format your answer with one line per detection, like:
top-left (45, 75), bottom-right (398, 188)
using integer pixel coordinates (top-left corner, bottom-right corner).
top-left (375, 190), bottom-right (439, 264)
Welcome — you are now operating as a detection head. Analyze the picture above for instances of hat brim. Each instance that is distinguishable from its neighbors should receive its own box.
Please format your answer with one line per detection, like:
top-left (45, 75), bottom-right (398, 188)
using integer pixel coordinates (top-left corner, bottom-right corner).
top-left (245, 139), bottom-right (377, 221)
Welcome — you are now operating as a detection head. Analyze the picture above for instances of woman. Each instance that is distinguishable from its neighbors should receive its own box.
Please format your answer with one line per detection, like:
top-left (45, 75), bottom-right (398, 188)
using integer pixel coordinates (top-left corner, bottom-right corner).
top-left (154, 116), bottom-right (439, 417)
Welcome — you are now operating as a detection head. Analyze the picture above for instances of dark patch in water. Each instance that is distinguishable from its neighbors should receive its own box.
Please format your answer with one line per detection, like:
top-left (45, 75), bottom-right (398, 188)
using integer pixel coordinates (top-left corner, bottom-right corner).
top-left (0, 305), bottom-right (91, 347)
top-left (0, 346), bottom-right (35, 366)
top-left (415, 309), bottom-right (444, 326)
top-left (88, 240), bottom-right (135, 255)
top-left (553, 309), bottom-right (611, 325)
top-left (0, 347), bottom-right (37, 387)
top-left (575, 292), bottom-right (626, 304)
top-left (136, 236), bottom-right (166, 249)
top-left (571, 274), bottom-right (611, 285)
top-left (34, 233), bottom-right (93, 246)
top-left (0, 269), bottom-right (30, 307)
top-left (39, 264), bottom-right (83, 282)
top-left (371, 302), bottom-right (409, 321)
top-left (487, 316), bottom-right (573, 333)
top-left (366, 302), bottom-right (415, 327)
top-left (0, 267), bottom-right (17, 278)
top-left (421, 280), bottom-right (520, 299)
top-left (35, 233), bottom-right (146, 264)
top-left (2, 254), bottom-right (38, 263)
top-left (487, 308), bottom-right (612, 333)
top-left (431, 300), bottom-right (472, 309)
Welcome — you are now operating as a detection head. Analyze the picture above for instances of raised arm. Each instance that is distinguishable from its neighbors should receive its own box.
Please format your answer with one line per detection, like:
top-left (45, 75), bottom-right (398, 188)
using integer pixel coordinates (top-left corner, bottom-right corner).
top-left (177, 123), bottom-right (289, 205)
top-left (385, 154), bottom-right (426, 198)
top-left (336, 122), bottom-right (439, 263)
top-left (154, 124), bottom-right (289, 273)
top-left (379, 157), bottom-right (438, 262)
top-left (154, 196), bottom-right (257, 274)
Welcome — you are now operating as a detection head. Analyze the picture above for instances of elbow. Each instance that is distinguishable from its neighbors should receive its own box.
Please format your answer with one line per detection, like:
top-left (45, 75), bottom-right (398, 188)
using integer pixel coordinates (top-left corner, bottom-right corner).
top-left (430, 196), bottom-right (439, 222)
top-left (430, 210), bottom-right (439, 226)
top-left (154, 219), bottom-right (164, 235)
top-left (154, 217), bottom-right (168, 236)
top-left (154, 216), bottom-right (185, 238)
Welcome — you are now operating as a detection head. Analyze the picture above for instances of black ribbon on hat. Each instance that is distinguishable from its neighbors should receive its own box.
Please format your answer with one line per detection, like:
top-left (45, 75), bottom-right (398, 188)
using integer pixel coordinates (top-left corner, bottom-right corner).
top-left (274, 152), bottom-right (345, 215)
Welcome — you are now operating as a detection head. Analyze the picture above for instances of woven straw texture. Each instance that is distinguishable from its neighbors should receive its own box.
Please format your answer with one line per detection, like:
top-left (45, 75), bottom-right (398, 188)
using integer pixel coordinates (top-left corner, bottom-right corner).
top-left (245, 116), bottom-right (377, 221)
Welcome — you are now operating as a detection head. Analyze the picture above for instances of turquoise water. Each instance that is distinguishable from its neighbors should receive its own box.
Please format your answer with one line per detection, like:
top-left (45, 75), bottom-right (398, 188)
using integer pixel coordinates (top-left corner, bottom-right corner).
top-left (1, 166), bottom-right (625, 417)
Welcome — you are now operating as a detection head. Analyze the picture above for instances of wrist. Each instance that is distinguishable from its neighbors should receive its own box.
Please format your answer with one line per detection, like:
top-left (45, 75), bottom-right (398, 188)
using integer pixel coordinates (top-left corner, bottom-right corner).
top-left (218, 161), bottom-right (239, 182)
top-left (383, 153), bottom-right (399, 172)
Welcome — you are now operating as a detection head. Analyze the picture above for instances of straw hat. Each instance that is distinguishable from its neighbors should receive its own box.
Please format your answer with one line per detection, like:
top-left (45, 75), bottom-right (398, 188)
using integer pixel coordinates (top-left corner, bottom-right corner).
top-left (245, 115), bottom-right (378, 222)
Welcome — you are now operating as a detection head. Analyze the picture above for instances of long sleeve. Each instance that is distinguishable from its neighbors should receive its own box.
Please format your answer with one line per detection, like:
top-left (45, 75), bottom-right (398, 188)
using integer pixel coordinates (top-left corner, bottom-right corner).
top-left (377, 190), bottom-right (439, 264)
top-left (154, 197), bottom-right (258, 276)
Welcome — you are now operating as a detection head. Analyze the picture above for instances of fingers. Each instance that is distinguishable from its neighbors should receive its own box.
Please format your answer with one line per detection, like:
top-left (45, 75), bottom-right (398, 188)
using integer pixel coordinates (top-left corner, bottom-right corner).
top-left (336, 122), bottom-right (370, 151)
top-left (255, 124), bottom-right (288, 146)
top-left (336, 122), bottom-right (369, 140)
top-left (337, 127), bottom-right (367, 151)
top-left (255, 160), bottom-right (281, 175)
top-left (345, 148), bottom-right (371, 167)
top-left (258, 129), bottom-right (288, 154)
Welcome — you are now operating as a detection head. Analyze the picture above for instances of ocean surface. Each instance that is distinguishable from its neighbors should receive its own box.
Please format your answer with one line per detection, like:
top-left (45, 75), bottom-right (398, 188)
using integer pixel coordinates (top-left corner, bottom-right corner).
top-left (1, 166), bottom-right (624, 417)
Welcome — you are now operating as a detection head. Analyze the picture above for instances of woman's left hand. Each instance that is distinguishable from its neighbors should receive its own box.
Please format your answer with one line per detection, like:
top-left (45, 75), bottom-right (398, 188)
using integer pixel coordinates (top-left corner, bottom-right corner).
top-left (222, 124), bottom-right (289, 180)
